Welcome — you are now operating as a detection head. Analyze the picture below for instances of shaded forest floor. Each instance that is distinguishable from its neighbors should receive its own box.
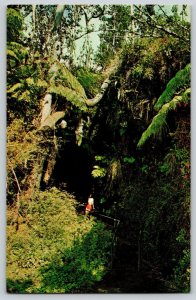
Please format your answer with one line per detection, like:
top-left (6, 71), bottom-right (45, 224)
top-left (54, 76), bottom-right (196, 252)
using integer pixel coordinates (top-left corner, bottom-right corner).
top-left (74, 212), bottom-right (179, 293)
top-left (85, 262), bottom-right (178, 294)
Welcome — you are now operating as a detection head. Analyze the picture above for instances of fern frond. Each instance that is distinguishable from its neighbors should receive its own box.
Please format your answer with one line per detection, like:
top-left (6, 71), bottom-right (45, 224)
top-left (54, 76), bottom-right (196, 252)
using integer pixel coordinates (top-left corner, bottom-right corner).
top-left (8, 41), bottom-right (24, 48)
top-left (26, 77), bottom-right (35, 86)
top-left (154, 64), bottom-right (190, 110)
top-left (7, 49), bottom-right (19, 61)
top-left (7, 7), bottom-right (23, 21)
top-left (7, 83), bottom-right (23, 93)
top-left (25, 77), bottom-right (48, 89)
top-left (8, 42), bottom-right (28, 54)
top-left (37, 79), bottom-right (48, 88)
top-left (137, 88), bottom-right (190, 148)
top-left (49, 61), bottom-right (87, 99)
top-left (92, 166), bottom-right (107, 178)
top-left (48, 85), bottom-right (87, 111)
top-left (18, 90), bottom-right (31, 101)
top-left (40, 111), bottom-right (65, 129)
top-left (7, 42), bottom-right (28, 61)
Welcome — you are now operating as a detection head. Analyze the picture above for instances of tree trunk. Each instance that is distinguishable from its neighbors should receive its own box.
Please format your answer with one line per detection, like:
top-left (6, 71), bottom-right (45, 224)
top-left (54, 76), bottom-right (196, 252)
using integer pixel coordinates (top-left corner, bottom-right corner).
top-left (28, 152), bottom-right (45, 195)
top-left (75, 118), bottom-right (85, 146)
top-left (40, 94), bottom-right (52, 125)
top-left (42, 145), bottom-right (57, 185)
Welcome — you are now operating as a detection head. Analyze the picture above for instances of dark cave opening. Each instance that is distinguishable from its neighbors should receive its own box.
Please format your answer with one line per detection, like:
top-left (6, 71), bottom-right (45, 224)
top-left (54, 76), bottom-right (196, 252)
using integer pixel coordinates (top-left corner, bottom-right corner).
top-left (51, 143), bottom-right (93, 202)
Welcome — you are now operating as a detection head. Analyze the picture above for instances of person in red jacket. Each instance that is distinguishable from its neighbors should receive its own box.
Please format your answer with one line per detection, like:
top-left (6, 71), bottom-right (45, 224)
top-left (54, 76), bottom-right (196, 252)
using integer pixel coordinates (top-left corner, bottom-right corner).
top-left (85, 194), bottom-right (94, 218)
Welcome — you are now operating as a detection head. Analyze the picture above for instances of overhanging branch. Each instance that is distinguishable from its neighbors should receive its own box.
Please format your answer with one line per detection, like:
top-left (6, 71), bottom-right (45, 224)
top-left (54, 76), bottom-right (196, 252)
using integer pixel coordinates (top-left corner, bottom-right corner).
top-left (86, 79), bottom-right (111, 106)
top-left (133, 5), bottom-right (190, 42)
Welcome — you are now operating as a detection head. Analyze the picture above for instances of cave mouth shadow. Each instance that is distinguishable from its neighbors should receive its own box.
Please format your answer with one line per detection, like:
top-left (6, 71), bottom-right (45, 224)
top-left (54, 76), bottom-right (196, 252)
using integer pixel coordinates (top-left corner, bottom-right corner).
top-left (51, 143), bottom-right (93, 202)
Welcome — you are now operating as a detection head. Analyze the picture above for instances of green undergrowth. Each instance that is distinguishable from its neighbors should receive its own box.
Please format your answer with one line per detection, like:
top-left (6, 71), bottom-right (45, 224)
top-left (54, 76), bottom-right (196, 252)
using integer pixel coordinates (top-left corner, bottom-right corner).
top-left (7, 188), bottom-right (112, 293)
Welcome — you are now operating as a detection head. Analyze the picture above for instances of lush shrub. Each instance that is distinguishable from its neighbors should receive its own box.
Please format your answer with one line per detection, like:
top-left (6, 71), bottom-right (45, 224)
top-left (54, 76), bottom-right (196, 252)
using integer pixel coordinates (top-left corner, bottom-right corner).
top-left (172, 229), bottom-right (190, 292)
top-left (7, 188), bottom-right (112, 293)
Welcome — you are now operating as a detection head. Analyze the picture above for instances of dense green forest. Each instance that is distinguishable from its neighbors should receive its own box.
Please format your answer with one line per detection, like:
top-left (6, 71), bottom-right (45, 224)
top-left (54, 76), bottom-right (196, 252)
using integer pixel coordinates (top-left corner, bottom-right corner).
top-left (7, 4), bottom-right (190, 293)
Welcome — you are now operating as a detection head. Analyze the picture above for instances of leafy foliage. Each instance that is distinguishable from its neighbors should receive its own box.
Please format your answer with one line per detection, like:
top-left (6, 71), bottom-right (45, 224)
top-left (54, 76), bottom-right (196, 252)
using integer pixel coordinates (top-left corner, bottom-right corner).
top-left (7, 188), bottom-right (112, 293)
top-left (6, 4), bottom-right (191, 294)
top-left (7, 7), bottom-right (23, 42)
top-left (123, 156), bottom-right (135, 164)
top-left (49, 61), bottom-right (87, 99)
top-left (7, 41), bottom-right (29, 62)
top-left (172, 229), bottom-right (190, 292)
top-left (48, 85), bottom-right (87, 111)
top-left (96, 5), bottom-right (131, 67)
top-left (154, 64), bottom-right (190, 110)
top-left (159, 146), bottom-right (190, 177)
top-left (91, 156), bottom-right (109, 178)
top-left (137, 88), bottom-right (190, 148)
top-left (92, 166), bottom-right (107, 178)
top-left (76, 68), bottom-right (103, 97)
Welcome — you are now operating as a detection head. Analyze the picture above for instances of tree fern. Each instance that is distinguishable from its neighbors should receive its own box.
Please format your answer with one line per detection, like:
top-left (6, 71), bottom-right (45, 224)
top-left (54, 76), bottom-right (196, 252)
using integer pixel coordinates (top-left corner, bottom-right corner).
top-left (49, 61), bottom-right (87, 99)
top-left (7, 56), bottom-right (87, 111)
top-left (154, 64), bottom-right (190, 110)
top-left (48, 85), bottom-right (87, 111)
top-left (137, 88), bottom-right (190, 148)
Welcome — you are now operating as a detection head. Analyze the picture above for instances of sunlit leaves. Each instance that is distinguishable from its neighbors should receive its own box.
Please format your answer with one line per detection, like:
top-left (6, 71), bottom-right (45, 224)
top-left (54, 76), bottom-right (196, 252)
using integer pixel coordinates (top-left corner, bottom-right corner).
top-left (7, 83), bottom-right (23, 93)
top-left (7, 188), bottom-right (112, 293)
top-left (92, 166), bottom-right (107, 178)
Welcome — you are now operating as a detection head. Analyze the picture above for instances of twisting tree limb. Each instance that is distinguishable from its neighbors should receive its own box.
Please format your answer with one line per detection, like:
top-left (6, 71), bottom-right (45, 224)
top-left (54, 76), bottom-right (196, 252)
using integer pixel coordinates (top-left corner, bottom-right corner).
top-left (85, 51), bottom-right (123, 106)
top-left (73, 29), bottom-right (100, 41)
top-left (40, 111), bottom-right (65, 130)
top-left (157, 5), bottom-right (189, 32)
top-left (85, 79), bottom-right (111, 106)
top-left (80, 5), bottom-right (105, 23)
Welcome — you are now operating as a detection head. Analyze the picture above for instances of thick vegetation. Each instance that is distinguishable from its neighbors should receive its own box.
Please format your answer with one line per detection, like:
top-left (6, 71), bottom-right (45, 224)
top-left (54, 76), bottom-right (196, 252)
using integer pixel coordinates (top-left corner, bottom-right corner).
top-left (7, 5), bottom-right (190, 293)
top-left (7, 188), bottom-right (112, 293)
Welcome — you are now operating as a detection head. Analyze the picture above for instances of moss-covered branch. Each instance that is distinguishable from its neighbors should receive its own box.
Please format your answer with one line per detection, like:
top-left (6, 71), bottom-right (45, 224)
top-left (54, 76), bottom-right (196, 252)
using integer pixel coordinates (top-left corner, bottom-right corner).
top-left (154, 64), bottom-right (190, 110)
top-left (137, 88), bottom-right (190, 148)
